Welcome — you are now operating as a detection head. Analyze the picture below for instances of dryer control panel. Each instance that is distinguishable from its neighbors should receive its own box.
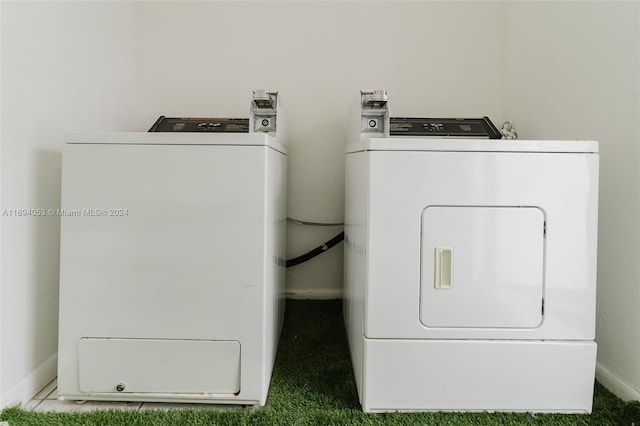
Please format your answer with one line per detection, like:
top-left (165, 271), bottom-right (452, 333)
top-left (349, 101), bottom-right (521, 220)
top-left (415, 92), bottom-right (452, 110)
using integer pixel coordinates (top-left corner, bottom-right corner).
top-left (390, 117), bottom-right (502, 139)
top-left (351, 90), bottom-right (503, 141)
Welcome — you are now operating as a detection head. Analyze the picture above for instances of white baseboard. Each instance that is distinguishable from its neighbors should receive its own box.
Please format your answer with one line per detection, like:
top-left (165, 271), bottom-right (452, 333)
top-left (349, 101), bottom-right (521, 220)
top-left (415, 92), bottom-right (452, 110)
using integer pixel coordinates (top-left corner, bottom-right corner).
top-left (286, 289), bottom-right (343, 300)
top-left (0, 352), bottom-right (57, 408)
top-left (596, 362), bottom-right (640, 402)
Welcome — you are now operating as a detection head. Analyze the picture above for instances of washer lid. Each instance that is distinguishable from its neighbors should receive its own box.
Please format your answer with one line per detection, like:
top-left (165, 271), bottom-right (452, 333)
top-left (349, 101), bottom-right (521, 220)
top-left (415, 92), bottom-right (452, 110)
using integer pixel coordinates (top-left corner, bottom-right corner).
top-left (65, 132), bottom-right (287, 155)
top-left (346, 138), bottom-right (598, 154)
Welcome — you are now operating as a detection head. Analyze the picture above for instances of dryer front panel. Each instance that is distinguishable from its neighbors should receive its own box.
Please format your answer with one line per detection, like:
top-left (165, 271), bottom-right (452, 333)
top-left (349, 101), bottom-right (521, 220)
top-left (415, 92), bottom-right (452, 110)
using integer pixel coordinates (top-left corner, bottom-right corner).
top-left (364, 150), bottom-right (598, 340)
top-left (419, 206), bottom-right (544, 329)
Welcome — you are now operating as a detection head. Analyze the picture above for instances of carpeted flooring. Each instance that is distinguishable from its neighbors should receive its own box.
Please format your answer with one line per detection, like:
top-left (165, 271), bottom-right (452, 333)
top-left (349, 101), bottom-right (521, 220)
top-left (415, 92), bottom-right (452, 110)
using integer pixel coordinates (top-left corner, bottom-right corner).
top-left (1, 299), bottom-right (639, 425)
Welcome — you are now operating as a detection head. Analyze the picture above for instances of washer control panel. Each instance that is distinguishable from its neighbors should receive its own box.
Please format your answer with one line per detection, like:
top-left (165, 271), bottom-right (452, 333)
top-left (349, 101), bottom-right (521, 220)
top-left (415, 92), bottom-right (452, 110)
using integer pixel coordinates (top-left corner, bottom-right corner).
top-left (148, 117), bottom-right (249, 133)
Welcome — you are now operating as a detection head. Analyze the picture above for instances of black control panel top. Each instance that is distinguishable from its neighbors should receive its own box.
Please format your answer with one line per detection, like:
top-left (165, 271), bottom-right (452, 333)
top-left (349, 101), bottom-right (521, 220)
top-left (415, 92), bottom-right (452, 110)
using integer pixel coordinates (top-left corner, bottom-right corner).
top-left (390, 117), bottom-right (502, 139)
top-left (148, 116), bottom-right (249, 133)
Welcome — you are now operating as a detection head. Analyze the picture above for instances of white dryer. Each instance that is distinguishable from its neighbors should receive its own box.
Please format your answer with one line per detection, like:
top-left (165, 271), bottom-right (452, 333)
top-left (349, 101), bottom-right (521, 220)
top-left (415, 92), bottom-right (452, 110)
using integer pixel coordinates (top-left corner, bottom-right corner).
top-left (343, 91), bottom-right (599, 413)
top-left (57, 92), bottom-right (287, 407)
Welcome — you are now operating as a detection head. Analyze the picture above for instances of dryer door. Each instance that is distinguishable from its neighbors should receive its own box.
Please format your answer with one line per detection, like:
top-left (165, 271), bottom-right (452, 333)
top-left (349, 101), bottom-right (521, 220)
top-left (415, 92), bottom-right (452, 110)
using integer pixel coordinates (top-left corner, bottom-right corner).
top-left (419, 206), bottom-right (544, 328)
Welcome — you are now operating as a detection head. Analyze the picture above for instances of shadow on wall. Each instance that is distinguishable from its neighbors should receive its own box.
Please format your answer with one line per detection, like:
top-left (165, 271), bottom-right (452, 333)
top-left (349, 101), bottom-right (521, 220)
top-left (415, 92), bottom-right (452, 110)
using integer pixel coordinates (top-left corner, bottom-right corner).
top-left (30, 149), bottom-right (62, 373)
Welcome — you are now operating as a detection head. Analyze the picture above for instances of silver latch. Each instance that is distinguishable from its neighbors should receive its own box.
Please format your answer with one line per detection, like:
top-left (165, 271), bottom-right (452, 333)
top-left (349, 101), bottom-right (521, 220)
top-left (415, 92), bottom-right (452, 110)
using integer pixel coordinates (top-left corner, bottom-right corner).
top-left (359, 90), bottom-right (389, 137)
top-left (250, 90), bottom-right (279, 135)
top-left (362, 90), bottom-right (388, 109)
top-left (252, 89), bottom-right (276, 109)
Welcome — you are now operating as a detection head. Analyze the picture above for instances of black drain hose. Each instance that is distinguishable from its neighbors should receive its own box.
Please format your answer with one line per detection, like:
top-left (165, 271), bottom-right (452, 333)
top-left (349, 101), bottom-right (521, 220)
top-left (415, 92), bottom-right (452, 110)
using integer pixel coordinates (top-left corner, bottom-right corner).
top-left (286, 232), bottom-right (345, 268)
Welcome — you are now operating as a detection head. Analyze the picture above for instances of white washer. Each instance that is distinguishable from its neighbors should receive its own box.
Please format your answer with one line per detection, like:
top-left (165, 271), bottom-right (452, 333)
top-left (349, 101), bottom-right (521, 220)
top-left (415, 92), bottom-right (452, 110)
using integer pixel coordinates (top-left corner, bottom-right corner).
top-left (57, 93), bottom-right (287, 407)
top-left (344, 91), bottom-right (599, 413)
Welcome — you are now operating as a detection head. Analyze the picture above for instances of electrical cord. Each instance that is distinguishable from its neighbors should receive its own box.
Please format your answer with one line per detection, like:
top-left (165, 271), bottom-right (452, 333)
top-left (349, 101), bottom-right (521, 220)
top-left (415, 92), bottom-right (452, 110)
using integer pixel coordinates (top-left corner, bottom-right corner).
top-left (286, 231), bottom-right (345, 268)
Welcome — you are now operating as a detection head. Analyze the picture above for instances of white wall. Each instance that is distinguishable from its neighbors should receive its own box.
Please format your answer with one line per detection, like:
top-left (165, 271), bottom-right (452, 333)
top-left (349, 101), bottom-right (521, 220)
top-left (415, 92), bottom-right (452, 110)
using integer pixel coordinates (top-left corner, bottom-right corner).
top-left (132, 1), bottom-right (506, 298)
top-left (503, 1), bottom-right (640, 401)
top-left (0, 1), bottom-right (137, 406)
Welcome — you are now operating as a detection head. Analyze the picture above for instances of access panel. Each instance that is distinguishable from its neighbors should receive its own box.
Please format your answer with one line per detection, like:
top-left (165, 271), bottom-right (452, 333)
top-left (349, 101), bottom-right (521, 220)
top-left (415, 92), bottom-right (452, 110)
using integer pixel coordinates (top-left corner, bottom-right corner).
top-left (420, 206), bottom-right (545, 329)
top-left (78, 338), bottom-right (241, 394)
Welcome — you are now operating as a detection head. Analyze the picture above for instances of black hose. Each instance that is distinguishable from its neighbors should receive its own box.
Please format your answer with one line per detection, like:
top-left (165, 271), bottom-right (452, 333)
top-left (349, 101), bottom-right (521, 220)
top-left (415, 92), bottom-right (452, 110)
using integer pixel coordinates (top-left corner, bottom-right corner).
top-left (286, 232), bottom-right (345, 268)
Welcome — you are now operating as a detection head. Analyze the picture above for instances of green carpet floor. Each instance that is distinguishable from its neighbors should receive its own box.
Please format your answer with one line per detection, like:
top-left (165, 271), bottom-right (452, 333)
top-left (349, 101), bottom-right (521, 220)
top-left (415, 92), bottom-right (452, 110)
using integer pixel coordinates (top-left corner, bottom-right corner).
top-left (2, 299), bottom-right (639, 425)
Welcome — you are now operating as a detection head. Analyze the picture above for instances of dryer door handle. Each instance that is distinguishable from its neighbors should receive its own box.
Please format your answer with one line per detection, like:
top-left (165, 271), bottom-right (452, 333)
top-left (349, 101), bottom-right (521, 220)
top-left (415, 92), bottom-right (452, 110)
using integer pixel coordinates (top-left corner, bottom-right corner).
top-left (434, 247), bottom-right (453, 289)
